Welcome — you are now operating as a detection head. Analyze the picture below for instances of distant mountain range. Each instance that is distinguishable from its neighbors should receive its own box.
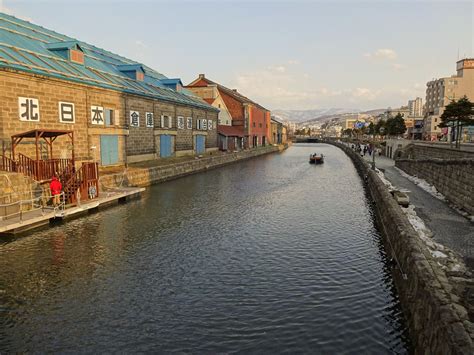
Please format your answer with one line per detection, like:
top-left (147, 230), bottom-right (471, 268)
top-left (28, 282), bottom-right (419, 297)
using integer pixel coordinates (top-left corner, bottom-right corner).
top-left (272, 108), bottom-right (360, 123)
top-left (273, 108), bottom-right (386, 127)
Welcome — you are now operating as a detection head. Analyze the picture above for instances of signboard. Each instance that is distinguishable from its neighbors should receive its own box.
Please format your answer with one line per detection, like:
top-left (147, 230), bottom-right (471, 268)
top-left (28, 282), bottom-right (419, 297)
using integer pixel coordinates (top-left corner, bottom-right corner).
top-left (130, 110), bottom-right (140, 127)
top-left (91, 105), bottom-right (104, 125)
top-left (146, 112), bottom-right (154, 128)
top-left (59, 102), bottom-right (75, 123)
top-left (18, 97), bottom-right (40, 121)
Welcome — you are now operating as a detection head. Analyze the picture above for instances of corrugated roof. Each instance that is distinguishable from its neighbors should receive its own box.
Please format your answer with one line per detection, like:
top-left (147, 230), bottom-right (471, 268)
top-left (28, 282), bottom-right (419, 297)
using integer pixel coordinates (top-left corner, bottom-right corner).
top-left (186, 75), bottom-right (269, 111)
top-left (0, 12), bottom-right (217, 111)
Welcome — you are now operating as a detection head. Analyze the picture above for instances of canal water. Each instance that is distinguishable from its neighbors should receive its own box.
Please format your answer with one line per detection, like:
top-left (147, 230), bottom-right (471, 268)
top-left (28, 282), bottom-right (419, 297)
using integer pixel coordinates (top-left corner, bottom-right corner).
top-left (0, 144), bottom-right (409, 353)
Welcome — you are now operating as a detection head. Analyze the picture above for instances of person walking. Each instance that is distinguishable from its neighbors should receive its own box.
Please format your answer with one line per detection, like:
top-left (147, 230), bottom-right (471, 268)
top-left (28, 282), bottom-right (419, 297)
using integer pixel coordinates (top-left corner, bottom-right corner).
top-left (50, 175), bottom-right (62, 207)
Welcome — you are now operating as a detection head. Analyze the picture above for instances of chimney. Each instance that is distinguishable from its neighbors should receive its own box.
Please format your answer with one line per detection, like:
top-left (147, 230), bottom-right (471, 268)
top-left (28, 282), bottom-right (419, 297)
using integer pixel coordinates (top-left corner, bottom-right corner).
top-left (199, 74), bottom-right (205, 79)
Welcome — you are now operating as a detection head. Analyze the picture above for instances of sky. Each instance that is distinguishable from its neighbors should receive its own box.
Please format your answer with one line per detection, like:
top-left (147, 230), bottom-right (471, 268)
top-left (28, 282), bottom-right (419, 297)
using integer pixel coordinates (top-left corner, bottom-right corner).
top-left (0, 0), bottom-right (473, 111)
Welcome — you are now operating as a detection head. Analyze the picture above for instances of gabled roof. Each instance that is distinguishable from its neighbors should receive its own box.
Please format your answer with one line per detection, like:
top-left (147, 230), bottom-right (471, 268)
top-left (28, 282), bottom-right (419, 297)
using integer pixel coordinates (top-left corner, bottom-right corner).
top-left (203, 98), bottom-right (215, 105)
top-left (0, 12), bottom-right (217, 112)
top-left (186, 75), bottom-right (269, 111)
top-left (46, 41), bottom-right (83, 51)
top-left (117, 64), bottom-right (145, 73)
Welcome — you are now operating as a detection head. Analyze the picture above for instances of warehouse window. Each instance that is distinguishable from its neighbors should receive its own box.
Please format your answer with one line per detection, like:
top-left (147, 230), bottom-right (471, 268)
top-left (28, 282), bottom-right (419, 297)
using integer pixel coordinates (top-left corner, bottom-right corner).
top-left (105, 109), bottom-right (114, 126)
top-left (70, 49), bottom-right (84, 64)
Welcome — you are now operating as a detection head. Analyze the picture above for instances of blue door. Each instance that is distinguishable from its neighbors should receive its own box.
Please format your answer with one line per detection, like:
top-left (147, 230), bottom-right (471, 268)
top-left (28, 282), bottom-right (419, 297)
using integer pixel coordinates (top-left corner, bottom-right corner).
top-left (195, 135), bottom-right (205, 154)
top-left (100, 135), bottom-right (119, 165)
top-left (160, 135), bottom-right (172, 158)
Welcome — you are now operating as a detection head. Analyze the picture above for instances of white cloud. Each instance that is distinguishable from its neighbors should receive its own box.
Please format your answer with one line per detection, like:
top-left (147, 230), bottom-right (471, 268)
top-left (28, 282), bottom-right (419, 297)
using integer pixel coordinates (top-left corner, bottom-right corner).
top-left (0, 0), bottom-right (32, 21)
top-left (364, 48), bottom-right (398, 60)
top-left (267, 65), bottom-right (286, 73)
top-left (392, 63), bottom-right (405, 70)
top-left (0, 0), bottom-right (11, 13)
top-left (135, 40), bottom-right (148, 49)
top-left (350, 88), bottom-right (381, 101)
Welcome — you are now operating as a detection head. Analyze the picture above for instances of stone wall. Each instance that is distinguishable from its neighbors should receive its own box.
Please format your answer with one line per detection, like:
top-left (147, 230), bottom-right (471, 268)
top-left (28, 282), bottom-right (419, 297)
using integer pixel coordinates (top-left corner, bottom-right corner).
top-left (396, 158), bottom-right (474, 216)
top-left (0, 69), bottom-right (219, 167)
top-left (401, 143), bottom-right (474, 160)
top-left (327, 140), bottom-right (474, 354)
top-left (100, 146), bottom-right (279, 188)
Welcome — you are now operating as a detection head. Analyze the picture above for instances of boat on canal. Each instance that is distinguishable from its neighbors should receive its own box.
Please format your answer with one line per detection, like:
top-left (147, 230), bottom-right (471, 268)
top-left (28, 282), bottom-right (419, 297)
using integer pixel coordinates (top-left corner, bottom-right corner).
top-left (309, 153), bottom-right (324, 164)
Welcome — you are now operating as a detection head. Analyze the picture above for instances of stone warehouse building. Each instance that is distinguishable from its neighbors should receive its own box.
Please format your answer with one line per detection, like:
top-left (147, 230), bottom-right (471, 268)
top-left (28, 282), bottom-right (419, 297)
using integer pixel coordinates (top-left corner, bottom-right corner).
top-left (186, 74), bottom-right (271, 151)
top-left (0, 13), bottom-right (218, 167)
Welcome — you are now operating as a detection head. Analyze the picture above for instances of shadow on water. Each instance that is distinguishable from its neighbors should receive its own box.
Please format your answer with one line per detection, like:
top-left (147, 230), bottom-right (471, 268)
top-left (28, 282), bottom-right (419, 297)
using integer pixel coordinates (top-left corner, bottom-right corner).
top-left (0, 144), bottom-right (410, 353)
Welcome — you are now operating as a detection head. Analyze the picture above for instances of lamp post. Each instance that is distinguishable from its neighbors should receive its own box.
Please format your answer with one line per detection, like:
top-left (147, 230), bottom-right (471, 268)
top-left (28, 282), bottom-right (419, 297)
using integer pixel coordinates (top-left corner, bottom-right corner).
top-left (373, 127), bottom-right (385, 170)
top-left (372, 128), bottom-right (376, 170)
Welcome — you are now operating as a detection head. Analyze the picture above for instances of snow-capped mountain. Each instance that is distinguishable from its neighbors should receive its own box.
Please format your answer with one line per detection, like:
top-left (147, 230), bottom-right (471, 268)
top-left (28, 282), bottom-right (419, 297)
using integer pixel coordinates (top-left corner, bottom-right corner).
top-left (272, 108), bottom-right (360, 124)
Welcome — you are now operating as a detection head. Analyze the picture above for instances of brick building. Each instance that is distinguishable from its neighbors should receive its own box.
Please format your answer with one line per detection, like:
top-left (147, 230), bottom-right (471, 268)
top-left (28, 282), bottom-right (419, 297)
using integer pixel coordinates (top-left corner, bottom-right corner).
top-left (0, 13), bottom-right (218, 168)
top-left (186, 74), bottom-right (271, 150)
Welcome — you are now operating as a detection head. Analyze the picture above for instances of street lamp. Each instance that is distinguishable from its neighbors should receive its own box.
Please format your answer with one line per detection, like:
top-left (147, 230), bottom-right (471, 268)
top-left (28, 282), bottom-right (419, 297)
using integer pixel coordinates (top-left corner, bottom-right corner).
top-left (372, 127), bottom-right (385, 170)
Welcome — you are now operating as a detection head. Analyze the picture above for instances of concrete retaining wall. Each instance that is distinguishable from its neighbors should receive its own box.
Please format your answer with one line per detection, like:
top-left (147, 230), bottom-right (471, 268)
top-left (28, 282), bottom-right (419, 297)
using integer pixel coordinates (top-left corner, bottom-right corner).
top-left (396, 158), bottom-right (474, 216)
top-left (100, 146), bottom-right (281, 188)
top-left (327, 140), bottom-right (473, 354)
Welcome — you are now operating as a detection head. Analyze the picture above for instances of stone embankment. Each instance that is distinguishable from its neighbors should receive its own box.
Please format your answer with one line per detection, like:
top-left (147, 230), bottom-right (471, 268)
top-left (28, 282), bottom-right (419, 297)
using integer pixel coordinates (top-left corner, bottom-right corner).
top-left (327, 140), bottom-right (474, 354)
top-left (100, 145), bottom-right (283, 189)
top-left (396, 144), bottom-right (474, 217)
top-left (396, 158), bottom-right (474, 216)
top-left (402, 144), bottom-right (474, 160)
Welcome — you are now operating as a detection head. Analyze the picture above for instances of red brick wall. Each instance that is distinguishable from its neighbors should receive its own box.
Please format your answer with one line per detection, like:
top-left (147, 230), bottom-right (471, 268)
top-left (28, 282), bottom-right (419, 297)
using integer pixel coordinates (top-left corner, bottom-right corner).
top-left (219, 90), bottom-right (244, 121)
top-left (190, 78), bottom-right (209, 87)
top-left (249, 105), bottom-right (270, 145)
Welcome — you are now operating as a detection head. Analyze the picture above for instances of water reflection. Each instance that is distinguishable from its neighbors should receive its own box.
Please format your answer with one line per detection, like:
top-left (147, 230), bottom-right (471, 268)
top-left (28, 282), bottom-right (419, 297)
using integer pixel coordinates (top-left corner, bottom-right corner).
top-left (0, 144), bottom-right (409, 353)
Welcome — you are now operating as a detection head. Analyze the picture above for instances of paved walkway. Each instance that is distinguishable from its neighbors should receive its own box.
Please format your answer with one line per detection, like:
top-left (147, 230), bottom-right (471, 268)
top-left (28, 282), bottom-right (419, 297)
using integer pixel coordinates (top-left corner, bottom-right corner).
top-left (363, 153), bottom-right (474, 268)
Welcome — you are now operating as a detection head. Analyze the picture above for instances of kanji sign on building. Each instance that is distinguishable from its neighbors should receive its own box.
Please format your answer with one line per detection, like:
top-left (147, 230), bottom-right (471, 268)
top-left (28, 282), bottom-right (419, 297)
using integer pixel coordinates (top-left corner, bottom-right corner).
top-left (18, 97), bottom-right (40, 121)
top-left (91, 105), bottom-right (104, 125)
top-left (59, 102), bottom-right (75, 123)
top-left (207, 119), bottom-right (213, 130)
top-left (130, 111), bottom-right (140, 127)
top-left (146, 112), bottom-right (154, 128)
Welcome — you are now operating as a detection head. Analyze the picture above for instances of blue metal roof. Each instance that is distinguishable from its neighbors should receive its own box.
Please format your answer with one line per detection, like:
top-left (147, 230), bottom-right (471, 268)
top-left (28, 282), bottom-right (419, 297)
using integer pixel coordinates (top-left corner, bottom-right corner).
top-left (0, 12), bottom-right (217, 111)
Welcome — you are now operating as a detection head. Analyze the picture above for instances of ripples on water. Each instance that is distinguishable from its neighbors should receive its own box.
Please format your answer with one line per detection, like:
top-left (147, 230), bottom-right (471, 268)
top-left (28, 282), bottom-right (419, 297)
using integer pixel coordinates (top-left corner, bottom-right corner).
top-left (0, 144), bottom-right (409, 353)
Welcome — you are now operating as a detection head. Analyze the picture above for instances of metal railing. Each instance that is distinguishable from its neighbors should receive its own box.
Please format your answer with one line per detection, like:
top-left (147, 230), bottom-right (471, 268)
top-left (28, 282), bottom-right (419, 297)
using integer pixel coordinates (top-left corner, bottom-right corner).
top-left (16, 153), bottom-right (74, 181)
top-left (0, 191), bottom-right (66, 223)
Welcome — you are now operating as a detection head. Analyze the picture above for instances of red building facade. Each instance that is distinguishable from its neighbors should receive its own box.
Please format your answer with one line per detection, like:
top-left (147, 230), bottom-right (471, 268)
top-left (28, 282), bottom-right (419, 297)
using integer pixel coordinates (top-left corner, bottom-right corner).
top-left (186, 74), bottom-right (271, 150)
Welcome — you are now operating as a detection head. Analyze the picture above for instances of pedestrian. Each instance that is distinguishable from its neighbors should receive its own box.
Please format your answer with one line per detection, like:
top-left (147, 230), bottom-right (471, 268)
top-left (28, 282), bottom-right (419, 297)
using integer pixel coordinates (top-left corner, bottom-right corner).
top-left (50, 175), bottom-right (62, 207)
top-left (363, 146), bottom-right (367, 156)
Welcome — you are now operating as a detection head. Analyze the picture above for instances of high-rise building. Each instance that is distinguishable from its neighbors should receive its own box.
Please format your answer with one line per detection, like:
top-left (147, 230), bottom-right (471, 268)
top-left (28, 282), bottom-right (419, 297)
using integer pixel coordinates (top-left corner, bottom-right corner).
top-left (408, 97), bottom-right (423, 117)
top-left (424, 58), bottom-right (474, 141)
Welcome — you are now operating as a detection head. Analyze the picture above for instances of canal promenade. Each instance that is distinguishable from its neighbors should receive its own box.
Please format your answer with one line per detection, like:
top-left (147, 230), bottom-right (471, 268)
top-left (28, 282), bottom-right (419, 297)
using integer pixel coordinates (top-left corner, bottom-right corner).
top-left (362, 153), bottom-right (474, 268)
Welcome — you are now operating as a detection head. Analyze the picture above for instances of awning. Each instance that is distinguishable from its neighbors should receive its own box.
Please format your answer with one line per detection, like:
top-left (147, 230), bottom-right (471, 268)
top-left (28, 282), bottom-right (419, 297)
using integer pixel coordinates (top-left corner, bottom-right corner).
top-left (218, 125), bottom-right (246, 137)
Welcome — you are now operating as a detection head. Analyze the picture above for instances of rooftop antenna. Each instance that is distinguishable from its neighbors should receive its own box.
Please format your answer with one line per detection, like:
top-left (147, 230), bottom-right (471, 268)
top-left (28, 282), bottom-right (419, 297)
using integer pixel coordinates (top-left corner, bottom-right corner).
top-left (457, 47), bottom-right (459, 60)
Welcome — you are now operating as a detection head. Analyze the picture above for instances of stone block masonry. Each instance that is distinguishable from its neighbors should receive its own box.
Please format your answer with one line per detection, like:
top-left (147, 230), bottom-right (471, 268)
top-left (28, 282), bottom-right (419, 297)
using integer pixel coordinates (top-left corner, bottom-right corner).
top-left (396, 158), bottom-right (474, 216)
top-left (327, 140), bottom-right (473, 354)
top-left (100, 146), bottom-right (280, 189)
top-left (402, 144), bottom-right (474, 160)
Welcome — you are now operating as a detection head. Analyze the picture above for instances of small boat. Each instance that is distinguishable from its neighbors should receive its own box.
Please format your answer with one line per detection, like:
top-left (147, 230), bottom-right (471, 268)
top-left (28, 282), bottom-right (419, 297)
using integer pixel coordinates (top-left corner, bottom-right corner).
top-left (309, 153), bottom-right (324, 164)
